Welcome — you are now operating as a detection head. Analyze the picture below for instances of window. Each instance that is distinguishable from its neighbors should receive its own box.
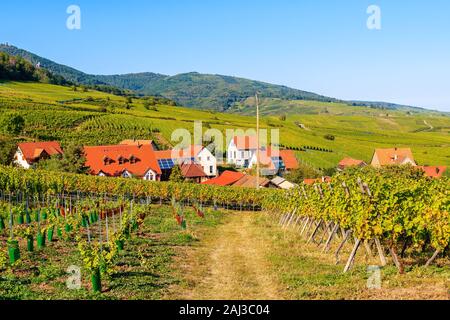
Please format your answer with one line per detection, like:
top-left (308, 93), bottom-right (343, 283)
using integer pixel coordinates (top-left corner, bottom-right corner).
top-left (207, 156), bottom-right (211, 161)
top-left (210, 166), bottom-right (213, 174)
top-left (234, 151), bottom-right (236, 158)
top-left (241, 151), bottom-right (245, 158)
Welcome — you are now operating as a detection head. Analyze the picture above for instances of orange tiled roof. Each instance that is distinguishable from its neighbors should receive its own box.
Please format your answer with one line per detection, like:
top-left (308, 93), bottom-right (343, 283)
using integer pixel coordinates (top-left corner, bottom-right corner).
top-left (253, 148), bottom-right (299, 170)
top-left (233, 136), bottom-right (259, 150)
top-left (120, 140), bottom-right (155, 148)
top-left (84, 144), bottom-right (161, 177)
top-left (303, 176), bottom-right (332, 185)
top-left (417, 166), bottom-right (447, 179)
top-left (279, 150), bottom-right (299, 170)
top-left (372, 148), bottom-right (416, 166)
top-left (338, 157), bottom-right (366, 169)
top-left (202, 171), bottom-right (245, 186)
top-left (180, 163), bottom-right (207, 178)
top-left (232, 175), bottom-right (270, 188)
top-left (18, 141), bottom-right (63, 163)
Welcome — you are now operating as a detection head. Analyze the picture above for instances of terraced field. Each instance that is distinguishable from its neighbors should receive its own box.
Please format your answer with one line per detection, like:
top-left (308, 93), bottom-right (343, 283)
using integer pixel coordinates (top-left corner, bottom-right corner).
top-left (1, 81), bottom-right (449, 170)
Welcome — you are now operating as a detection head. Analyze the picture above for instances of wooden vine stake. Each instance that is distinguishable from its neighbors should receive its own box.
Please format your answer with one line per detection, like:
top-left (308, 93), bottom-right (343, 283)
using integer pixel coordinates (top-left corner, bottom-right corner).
top-left (425, 250), bottom-right (440, 267)
top-left (335, 230), bottom-right (351, 264)
top-left (374, 238), bottom-right (387, 266)
top-left (343, 238), bottom-right (361, 273)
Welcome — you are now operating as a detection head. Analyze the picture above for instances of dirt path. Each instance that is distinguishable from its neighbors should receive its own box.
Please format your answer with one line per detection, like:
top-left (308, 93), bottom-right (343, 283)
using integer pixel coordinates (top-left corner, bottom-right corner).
top-left (166, 212), bottom-right (286, 300)
top-left (423, 120), bottom-right (434, 131)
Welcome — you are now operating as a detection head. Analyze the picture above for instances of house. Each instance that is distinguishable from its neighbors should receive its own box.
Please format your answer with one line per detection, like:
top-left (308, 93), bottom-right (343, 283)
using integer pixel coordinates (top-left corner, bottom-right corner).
top-left (248, 147), bottom-right (299, 176)
top-left (303, 176), bottom-right (332, 185)
top-left (279, 150), bottom-right (299, 171)
top-left (227, 136), bottom-right (259, 168)
top-left (232, 175), bottom-right (271, 188)
top-left (155, 145), bottom-right (217, 180)
top-left (371, 148), bottom-right (416, 167)
top-left (338, 157), bottom-right (367, 171)
top-left (202, 170), bottom-right (245, 187)
top-left (120, 139), bottom-right (158, 150)
top-left (14, 141), bottom-right (64, 169)
top-left (417, 166), bottom-right (447, 179)
top-left (83, 144), bottom-right (161, 181)
top-left (270, 176), bottom-right (296, 190)
top-left (180, 163), bottom-right (209, 183)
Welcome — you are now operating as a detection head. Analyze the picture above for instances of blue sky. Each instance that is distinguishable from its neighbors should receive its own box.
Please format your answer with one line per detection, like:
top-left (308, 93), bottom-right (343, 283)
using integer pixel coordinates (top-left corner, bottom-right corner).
top-left (1, 0), bottom-right (450, 111)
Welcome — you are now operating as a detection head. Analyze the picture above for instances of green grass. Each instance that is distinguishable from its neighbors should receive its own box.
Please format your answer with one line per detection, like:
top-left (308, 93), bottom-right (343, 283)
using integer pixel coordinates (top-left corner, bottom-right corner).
top-left (0, 205), bottom-right (225, 300)
top-left (256, 214), bottom-right (450, 300)
top-left (1, 81), bottom-right (449, 169)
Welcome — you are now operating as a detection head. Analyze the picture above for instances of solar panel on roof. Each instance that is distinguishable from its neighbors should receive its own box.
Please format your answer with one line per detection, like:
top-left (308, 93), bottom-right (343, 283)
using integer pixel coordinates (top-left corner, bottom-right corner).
top-left (158, 159), bottom-right (175, 170)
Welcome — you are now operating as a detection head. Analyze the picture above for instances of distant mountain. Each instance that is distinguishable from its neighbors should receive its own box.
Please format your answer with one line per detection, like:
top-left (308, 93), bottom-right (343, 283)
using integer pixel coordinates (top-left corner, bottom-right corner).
top-left (0, 44), bottom-right (439, 113)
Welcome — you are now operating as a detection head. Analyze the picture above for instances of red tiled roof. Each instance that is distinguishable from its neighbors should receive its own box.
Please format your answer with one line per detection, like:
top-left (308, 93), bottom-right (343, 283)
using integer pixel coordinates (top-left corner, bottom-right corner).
top-left (120, 140), bottom-right (155, 149)
top-left (232, 175), bottom-right (270, 188)
top-left (202, 171), bottom-right (245, 186)
top-left (303, 176), bottom-right (332, 185)
top-left (155, 145), bottom-right (204, 160)
top-left (372, 148), bottom-right (416, 166)
top-left (417, 166), bottom-right (447, 179)
top-left (233, 136), bottom-right (258, 150)
top-left (18, 141), bottom-right (63, 163)
top-left (338, 157), bottom-right (366, 169)
top-left (279, 150), bottom-right (299, 170)
top-left (180, 163), bottom-right (207, 178)
top-left (254, 147), bottom-right (277, 169)
top-left (84, 144), bottom-right (161, 177)
top-left (253, 148), bottom-right (299, 170)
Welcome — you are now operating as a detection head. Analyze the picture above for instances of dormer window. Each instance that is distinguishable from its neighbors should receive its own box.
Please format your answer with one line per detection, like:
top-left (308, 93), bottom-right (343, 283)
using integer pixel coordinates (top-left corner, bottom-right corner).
top-left (103, 156), bottom-right (111, 166)
top-left (129, 155), bottom-right (138, 164)
top-left (118, 156), bottom-right (125, 165)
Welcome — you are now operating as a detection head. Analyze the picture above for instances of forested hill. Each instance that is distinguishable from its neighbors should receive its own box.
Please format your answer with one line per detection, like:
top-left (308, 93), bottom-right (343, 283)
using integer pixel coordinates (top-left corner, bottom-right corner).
top-left (0, 44), bottom-right (338, 110)
top-left (0, 51), bottom-right (67, 85)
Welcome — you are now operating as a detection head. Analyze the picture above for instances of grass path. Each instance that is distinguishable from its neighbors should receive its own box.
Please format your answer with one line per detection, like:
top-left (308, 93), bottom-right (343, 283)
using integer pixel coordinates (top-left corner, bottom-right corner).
top-left (166, 212), bottom-right (286, 300)
top-left (166, 212), bottom-right (450, 300)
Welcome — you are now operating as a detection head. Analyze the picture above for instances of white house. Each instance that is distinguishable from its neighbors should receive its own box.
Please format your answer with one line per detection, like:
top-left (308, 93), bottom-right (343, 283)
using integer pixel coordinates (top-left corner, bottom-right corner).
top-left (14, 141), bottom-right (64, 169)
top-left (196, 146), bottom-right (217, 177)
top-left (227, 136), bottom-right (258, 168)
top-left (155, 145), bottom-right (217, 178)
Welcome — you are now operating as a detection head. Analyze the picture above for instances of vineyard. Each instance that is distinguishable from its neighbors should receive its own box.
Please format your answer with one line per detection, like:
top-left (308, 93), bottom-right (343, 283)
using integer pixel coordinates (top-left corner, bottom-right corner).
top-left (1, 165), bottom-right (448, 274)
top-left (266, 167), bottom-right (449, 274)
top-left (0, 181), bottom-right (230, 297)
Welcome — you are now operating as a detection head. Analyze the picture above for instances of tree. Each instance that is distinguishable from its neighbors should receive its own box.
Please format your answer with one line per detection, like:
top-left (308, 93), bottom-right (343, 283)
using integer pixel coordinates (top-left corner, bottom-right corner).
top-left (169, 165), bottom-right (185, 183)
top-left (1, 113), bottom-right (25, 135)
top-left (279, 114), bottom-right (287, 121)
top-left (0, 138), bottom-right (16, 165)
top-left (322, 167), bottom-right (337, 177)
top-left (285, 163), bottom-right (321, 184)
top-left (38, 142), bottom-right (87, 174)
top-left (62, 143), bottom-right (88, 174)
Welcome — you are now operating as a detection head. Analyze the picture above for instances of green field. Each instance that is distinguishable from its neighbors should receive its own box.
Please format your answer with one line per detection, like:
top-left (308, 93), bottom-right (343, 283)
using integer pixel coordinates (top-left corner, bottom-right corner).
top-left (1, 81), bottom-right (449, 169)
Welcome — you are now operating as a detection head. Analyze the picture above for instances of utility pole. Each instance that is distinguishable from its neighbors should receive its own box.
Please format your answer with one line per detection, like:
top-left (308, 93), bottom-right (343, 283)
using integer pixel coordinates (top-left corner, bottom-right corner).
top-left (256, 92), bottom-right (260, 189)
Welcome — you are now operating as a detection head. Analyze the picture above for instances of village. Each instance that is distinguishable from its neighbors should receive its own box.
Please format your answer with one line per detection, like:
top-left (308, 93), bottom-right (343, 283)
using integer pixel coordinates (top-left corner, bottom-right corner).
top-left (12, 136), bottom-right (447, 189)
